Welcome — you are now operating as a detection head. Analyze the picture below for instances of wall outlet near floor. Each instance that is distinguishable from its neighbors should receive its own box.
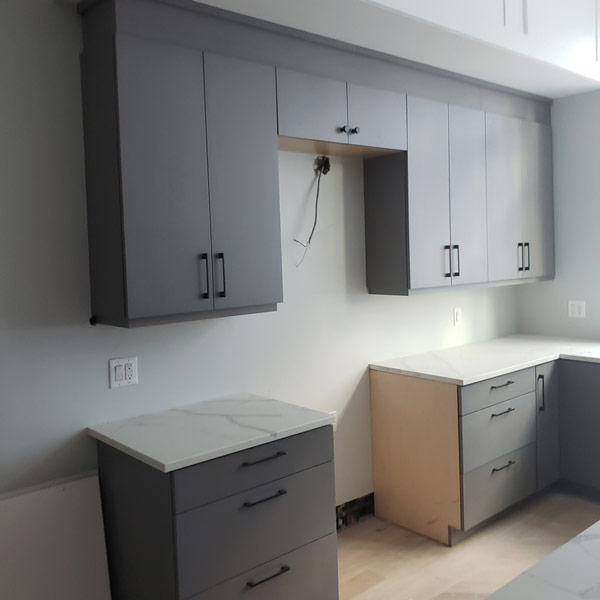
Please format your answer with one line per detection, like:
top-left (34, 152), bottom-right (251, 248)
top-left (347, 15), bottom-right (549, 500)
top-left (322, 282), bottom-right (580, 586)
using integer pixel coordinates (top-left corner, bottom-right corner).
top-left (109, 356), bottom-right (138, 389)
top-left (568, 300), bottom-right (586, 319)
top-left (453, 307), bottom-right (463, 327)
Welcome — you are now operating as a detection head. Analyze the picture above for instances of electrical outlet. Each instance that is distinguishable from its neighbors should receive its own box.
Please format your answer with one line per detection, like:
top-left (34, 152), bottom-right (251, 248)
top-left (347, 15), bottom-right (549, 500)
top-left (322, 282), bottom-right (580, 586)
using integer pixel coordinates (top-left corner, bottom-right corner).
top-left (453, 307), bottom-right (463, 327)
top-left (568, 300), bottom-right (586, 319)
top-left (109, 356), bottom-right (138, 389)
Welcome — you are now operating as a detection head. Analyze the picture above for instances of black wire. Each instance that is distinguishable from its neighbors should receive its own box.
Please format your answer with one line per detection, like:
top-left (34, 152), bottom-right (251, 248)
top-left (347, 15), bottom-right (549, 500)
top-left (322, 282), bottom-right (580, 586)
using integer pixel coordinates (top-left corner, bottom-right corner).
top-left (295, 168), bottom-right (323, 249)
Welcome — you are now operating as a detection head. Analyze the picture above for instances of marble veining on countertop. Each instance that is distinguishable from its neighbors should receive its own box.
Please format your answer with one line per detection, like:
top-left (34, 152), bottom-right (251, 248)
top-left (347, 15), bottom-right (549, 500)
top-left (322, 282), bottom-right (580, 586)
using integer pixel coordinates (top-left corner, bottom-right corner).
top-left (87, 393), bottom-right (335, 472)
top-left (487, 519), bottom-right (600, 599)
top-left (370, 335), bottom-right (600, 386)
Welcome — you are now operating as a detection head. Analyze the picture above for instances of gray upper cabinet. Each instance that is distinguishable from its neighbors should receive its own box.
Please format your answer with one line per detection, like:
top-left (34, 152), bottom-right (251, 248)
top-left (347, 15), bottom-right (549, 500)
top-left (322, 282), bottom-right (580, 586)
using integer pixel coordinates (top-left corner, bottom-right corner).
top-left (486, 113), bottom-right (523, 282)
top-left (277, 68), bottom-right (407, 150)
top-left (486, 114), bottom-right (554, 282)
top-left (407, 96), bottom-right (451, 290)
top-left (277, 69), bottom-right (349, 144)
top-left (204, 53), bottom-right (283, 311)
top-left (536, 361), bottom-right (560, 490)
top-left (347, 83), bottom-right (407, 150)
top-left (522, 121), bottom-right (555, 279)
top-left (449, 105), bottom-right (488, 286)
top-left (115, 35), bottom-right (214, 320)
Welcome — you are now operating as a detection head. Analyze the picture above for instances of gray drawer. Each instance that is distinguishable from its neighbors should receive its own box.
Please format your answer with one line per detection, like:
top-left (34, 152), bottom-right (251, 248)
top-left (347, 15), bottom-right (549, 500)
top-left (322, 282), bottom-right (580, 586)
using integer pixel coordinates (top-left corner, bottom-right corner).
top-left (173, 425), bottom-right (333, 513)
top-left (462, 443), bottom-right (537, 530)
top-left (187, 533), bottom-right (339, 600)
top-left (176, 461), bottom-right (336, 598)
top-left (461, 392), bottom-right (536, 473)
top-left (460, 367), bottom-right (535, 416)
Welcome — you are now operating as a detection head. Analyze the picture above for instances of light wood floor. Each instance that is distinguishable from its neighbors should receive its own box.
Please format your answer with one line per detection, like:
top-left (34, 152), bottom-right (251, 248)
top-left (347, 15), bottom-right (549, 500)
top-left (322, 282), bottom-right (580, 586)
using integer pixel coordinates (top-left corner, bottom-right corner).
top-left (337, 490), bottom-right (600, 600)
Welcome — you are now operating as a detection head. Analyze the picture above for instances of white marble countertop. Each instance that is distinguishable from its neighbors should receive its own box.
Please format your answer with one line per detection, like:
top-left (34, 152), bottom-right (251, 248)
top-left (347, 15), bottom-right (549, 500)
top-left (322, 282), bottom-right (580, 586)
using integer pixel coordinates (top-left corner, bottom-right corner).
top-left (87, 393), bottom-right (335, 472)
top-left (487, 519), bottom-right (600, 599)
top-left (370, 335), bottom-right (600, 386)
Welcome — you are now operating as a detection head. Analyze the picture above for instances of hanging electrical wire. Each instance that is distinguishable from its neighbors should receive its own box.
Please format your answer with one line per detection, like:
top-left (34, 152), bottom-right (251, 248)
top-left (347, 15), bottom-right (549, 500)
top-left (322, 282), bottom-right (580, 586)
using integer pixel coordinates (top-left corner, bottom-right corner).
top-left (294, 155), bottom-right (330, 267)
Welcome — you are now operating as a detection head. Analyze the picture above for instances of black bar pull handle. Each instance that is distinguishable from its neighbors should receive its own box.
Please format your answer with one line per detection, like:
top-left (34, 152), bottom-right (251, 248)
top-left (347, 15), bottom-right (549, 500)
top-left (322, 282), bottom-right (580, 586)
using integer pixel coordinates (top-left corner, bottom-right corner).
top-left (518, 243), bottom-right (524, 271)
top-left (243, 489), bottom-right (287, 508)
top-left (217, 252), bottom-right (226, 298)
top-left (491, 407), bottom-right (516, 418)
top-left (444, 245), bottom-right (451, 278)
top-left (524, 242), bottom-right (531, 271)
top-left (198, 253), bottom-right (210, 299)
top-left (490, 380), bottom-right (514, 390)
top-left (246, 565), bottom-right (291, 588)
top-left (492, 460), bottom-right (516, 474)
top-left (241, 450), bottom-right (287, 468)
top-left (452, 244), bottom-right (460, 277)
top-left (538, 374), bottom-right (546, 412)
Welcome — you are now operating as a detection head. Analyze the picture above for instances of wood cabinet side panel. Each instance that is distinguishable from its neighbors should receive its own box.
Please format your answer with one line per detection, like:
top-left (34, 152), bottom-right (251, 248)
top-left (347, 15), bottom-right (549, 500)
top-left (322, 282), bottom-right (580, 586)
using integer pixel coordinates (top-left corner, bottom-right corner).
top-left (370, 370), bottom-right (461, 544)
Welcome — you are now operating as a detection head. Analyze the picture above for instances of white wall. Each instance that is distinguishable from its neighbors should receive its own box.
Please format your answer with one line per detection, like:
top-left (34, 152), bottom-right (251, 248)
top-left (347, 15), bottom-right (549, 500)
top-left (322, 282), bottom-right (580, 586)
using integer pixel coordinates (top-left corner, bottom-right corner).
top-left (517, 90), bottom-right (600, 338)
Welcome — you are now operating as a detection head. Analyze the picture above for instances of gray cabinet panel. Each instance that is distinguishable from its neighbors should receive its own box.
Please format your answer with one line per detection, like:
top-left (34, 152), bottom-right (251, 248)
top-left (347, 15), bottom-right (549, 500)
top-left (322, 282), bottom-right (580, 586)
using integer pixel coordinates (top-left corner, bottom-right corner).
top-left (486, 113), bottom-right (523, 282)
top-left (347, 84), bottom-right (407, 150)
top-left (176, 462), bottom-right (336, 598)
top-left (463, 443), bottom-right (537, 530)
top-left (205, 53), bottom-right (283, 310)
top-left (407, 96), bottom-right (451, 290)
top-left (522, 121), bottom-right (555, 279)
top-left (560, 361), bottom-right (600, 490)
top-left (116, 34), bottom-right (213, 319)
top-left (536, 361), bottom-right (560, 490)
top-left (461, 392), bottom-right (536, 473)
top-left (188, 534), bottom-right (339, 600)
top-left (173, 426), bottom-right (333, 513)
top-left (277, 68), bottom-right (348, 143)
top-left (449, 105), bottom-right (488, 286)
top-left (460, 367), bottom-right (535, 415)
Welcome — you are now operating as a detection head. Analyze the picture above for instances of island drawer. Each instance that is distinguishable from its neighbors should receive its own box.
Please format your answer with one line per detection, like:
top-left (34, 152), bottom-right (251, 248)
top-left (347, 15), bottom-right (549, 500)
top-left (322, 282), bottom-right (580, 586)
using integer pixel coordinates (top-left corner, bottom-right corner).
top-left (175, 461), bottom-right (336, 598)
top-left (172, 425), bottom-right (333, 513)
top-left (459, 367), bottom-right (535, 415)
top-left (462, 443), bottom-right (537, 530)
top-left (461, 392), bottom-right (536, 473)
top-left (187, 533), bottom-right (339, 600)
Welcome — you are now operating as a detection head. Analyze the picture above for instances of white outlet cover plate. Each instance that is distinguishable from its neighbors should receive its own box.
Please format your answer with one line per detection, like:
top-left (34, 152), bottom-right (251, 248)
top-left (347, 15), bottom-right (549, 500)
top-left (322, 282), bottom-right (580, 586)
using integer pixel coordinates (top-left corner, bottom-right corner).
top-left (568, 300), bottom-right (586, 319)
top-left (109, 356), bottom-right (138, 389)
top-left (454, 307), bottom-right (463, 327)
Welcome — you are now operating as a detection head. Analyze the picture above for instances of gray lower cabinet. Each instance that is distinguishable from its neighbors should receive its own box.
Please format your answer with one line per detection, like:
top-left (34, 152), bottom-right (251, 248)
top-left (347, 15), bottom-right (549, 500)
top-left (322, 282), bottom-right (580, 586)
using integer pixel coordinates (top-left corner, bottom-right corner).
top-left (536, 361), bottom-right (560, 490)
top-left (97, 426), bottom-right (338, 600)
top-left (277, 68), bottom-right (407, 150)
top-left (80, 18), bottom-right (282, 326)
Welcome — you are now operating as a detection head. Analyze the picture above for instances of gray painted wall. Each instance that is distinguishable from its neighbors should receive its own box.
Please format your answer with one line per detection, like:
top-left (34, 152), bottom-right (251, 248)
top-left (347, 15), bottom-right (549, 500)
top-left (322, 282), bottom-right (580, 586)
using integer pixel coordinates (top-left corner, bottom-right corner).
top-left (1, 0), bottom-right (521, 504)
top-left (517, 91), bottom-right (600, 337)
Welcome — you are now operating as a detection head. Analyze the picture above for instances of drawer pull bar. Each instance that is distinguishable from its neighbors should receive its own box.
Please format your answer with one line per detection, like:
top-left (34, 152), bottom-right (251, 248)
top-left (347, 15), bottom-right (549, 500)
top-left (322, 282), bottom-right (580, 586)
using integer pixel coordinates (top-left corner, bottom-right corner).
top-left (243, 489), bottom-right (287, 508)
top-left (241, 450), bottom-right (287, 468)
top-left (246, 565), bottom-right (291, 588)
top-left (492, 460), bottom-right (516, 474)
top-left (491, 407), bottom-right (516, 418)
top-left (490, 380), bottom-right (514, 390)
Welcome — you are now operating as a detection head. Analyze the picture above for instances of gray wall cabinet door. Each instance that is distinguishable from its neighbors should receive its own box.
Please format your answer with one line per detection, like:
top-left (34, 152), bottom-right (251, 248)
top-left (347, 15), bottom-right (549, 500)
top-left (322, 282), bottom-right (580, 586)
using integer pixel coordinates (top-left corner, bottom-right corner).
top-left (449, 105), bottom-right (488, 286)
top-left (205, 53), bottom-right (283, 310)
top-left (277, 68), bottom-right (349, 144)
top-left (116, 34), bottom-right (214, 319)
top-left (486, 113), bottom-right (523, 282)
top-left (536, 361), bottom-right (560, 490)
top-left (521, 121), bottom-right (555, 279)
top-left (407, 96), bottom-right (451, 290)
top-left (347, 84), bottom-right (407, 150)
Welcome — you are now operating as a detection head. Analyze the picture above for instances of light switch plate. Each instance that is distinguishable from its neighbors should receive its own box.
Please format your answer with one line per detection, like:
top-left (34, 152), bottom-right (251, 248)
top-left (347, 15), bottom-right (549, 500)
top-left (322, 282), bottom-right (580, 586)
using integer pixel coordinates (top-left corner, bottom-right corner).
top-left (453, 307), bottom-right (463, 327)
top-left (109, 356), bottom-right (138, 389)
top-left (568, 300), bottom-right (586, 319)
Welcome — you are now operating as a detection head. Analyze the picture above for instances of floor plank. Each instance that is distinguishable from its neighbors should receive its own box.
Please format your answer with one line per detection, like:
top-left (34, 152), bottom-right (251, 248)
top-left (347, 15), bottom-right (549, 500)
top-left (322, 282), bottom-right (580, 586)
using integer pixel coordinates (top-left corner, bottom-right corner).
top-left (337, 490), bottom-right (600, 600)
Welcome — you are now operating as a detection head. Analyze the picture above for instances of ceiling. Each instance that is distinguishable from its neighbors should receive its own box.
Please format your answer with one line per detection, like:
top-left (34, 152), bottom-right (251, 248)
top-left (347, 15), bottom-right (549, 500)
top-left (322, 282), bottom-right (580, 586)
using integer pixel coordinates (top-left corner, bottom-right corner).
top-left (193, 0), bottom-right (600, 99)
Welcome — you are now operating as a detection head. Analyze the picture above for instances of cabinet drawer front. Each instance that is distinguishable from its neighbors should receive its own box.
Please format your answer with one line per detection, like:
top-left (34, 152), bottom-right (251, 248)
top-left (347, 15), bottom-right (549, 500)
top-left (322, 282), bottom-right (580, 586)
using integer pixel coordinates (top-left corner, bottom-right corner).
top-left (460, 367), bottom-right (535, 415)
top-left (462, 443), bottom-right (537, 531)
top-left (187, 534), bottom-right (339, 600)
top-left (461, 392), bottom-right (536, 473)
top-left (173, 426), bottom-right (333, 513)
top-left (176, 462), bottom-right (336, 598)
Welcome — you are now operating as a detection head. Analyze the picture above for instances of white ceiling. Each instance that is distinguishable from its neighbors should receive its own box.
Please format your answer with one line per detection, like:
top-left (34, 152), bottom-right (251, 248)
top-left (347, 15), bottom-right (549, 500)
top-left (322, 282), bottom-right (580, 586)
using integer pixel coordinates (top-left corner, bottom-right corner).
top-left (194, 0), bottom-right (600, 98)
